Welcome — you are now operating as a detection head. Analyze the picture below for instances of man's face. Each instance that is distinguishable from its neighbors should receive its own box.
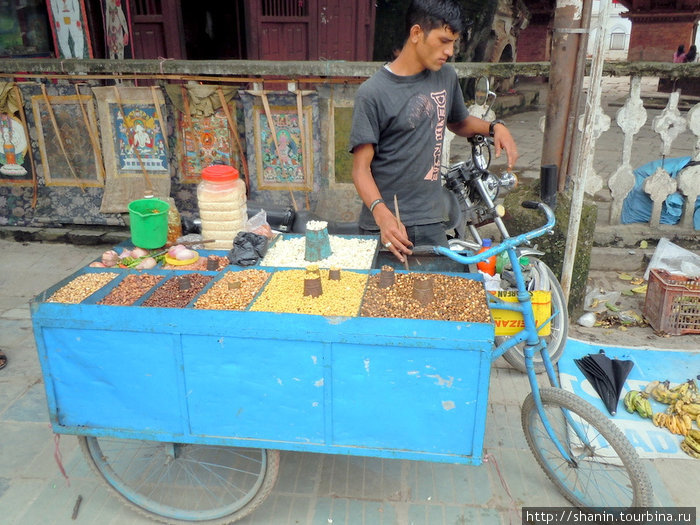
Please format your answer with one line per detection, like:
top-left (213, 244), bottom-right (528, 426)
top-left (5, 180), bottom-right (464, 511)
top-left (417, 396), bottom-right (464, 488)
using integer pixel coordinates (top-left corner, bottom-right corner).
top-left (415, 25), bottom-right (459, 71)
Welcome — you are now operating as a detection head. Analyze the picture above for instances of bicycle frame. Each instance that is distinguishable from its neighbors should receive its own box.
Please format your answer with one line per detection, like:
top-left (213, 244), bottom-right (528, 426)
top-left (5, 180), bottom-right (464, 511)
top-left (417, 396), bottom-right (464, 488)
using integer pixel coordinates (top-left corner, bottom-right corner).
top-left (434, 201), bottom-right (586, 466)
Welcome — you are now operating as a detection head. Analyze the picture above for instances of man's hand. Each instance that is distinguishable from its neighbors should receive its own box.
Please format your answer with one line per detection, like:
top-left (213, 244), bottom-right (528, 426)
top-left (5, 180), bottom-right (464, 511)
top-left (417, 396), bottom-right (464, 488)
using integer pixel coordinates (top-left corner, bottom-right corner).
top-left (373, 205), bottom-right (412, 263)
top-left (492, 123), bottom-right (519, 171)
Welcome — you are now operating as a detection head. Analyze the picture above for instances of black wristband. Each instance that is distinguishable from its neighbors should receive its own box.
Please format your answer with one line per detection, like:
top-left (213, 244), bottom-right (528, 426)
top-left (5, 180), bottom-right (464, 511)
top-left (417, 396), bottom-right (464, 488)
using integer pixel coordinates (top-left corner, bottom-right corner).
top-left (369, 198), bottom-right (385, 213)
top-left (489, 119), bottom-right (506, 137)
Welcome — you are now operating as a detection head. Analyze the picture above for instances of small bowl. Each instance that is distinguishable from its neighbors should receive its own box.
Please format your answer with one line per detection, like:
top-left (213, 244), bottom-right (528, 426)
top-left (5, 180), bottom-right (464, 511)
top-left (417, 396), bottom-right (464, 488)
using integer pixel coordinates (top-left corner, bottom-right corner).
top-left (164, 254), bottom-right (200, 266)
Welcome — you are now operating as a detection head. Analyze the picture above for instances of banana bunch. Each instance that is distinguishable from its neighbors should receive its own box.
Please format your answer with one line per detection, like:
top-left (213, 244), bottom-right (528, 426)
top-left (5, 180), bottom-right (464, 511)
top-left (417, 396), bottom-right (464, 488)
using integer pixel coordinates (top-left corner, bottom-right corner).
top-left (645, 379), bottom-right (699, 404)
top-left (680, 429), bottom-right (700, 459)
top-left (624, 390), bottom-right (653, 418)
top-left (652, 412), bottom-right (694, 436)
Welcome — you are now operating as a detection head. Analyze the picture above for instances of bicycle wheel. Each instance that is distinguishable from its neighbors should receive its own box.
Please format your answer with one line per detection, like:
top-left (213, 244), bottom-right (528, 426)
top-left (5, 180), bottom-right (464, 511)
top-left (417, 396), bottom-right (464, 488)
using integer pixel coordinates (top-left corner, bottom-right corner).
top-left (79, 436), bottom-right (279, 525)
top-left (521, 387), bottom-right (653, 509)
top-left (501, 258), bottom-right (568, 373)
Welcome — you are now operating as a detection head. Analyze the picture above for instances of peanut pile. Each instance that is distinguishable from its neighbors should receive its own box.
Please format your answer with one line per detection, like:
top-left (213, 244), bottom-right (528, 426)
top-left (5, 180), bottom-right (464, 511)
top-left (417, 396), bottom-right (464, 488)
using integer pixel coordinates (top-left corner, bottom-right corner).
top-left (250, 268), bottom-right (368, 316)
top-left (98, 274), bottom-right (164, 306)
top-left (47, 272), bottom-right (119, 303)
top-left (142, 273), bottom-right (212, 308)
top-left (194, 269), bottom-right (270, 310)
top-left (361, 272), bottom-right (491, 323)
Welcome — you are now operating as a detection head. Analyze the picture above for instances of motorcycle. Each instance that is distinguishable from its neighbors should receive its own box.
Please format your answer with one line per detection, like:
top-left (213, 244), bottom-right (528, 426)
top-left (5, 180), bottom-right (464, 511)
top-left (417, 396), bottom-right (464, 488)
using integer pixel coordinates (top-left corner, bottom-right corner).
top-left (441, 76), bottom-right (567, 373)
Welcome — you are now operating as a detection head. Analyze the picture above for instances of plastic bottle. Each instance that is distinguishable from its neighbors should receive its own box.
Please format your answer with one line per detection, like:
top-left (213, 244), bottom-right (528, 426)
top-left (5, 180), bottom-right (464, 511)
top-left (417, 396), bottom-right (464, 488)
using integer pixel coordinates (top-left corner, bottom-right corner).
top-left (476, 238), bottom-right (497, 276)
top-left (495, 251), bottom-right (510, 275)
top-left (197, 164), bottom-right (247, 250)
top-left (166, 197), bottom-right (183, 246)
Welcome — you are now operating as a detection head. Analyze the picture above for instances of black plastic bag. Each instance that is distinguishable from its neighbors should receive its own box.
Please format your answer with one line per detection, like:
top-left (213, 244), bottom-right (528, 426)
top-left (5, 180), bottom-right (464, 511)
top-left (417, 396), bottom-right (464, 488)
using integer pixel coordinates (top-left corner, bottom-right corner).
top-left (227, 232), bottom-right (269, 266)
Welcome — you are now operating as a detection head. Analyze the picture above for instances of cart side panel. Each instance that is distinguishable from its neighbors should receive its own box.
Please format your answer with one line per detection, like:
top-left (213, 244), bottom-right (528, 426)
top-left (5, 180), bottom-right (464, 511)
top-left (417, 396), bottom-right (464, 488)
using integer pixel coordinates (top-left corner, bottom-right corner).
top-left (182, 335), bottom-right (325, 442)
top-left (331, 342), bottom-right (489, 456)
top-left (40, 327), bottom-right (185, 435)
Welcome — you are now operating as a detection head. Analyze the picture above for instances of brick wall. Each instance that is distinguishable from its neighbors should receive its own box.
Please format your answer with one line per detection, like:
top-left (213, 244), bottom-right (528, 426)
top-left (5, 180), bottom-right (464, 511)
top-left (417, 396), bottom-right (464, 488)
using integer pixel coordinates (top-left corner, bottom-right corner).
top-left (517, 21), bottom-right (550, 62)
top-left (627, 20), bottom-right (696, 61)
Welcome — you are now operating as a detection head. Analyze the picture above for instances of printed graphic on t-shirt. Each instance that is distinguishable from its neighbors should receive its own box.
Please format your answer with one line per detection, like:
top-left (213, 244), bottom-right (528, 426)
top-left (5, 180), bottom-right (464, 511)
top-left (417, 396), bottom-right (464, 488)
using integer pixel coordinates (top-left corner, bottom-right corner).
top-left (407, 94), bottom-right (434, 129)
top-left (424, 90), bottom-right (447, 181)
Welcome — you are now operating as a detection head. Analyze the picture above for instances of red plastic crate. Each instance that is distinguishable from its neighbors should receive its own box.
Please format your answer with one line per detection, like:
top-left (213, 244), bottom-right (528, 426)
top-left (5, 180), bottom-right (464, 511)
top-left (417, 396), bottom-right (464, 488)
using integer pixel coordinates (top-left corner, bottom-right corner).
top-left (643, 269), bottom-right (700, 335)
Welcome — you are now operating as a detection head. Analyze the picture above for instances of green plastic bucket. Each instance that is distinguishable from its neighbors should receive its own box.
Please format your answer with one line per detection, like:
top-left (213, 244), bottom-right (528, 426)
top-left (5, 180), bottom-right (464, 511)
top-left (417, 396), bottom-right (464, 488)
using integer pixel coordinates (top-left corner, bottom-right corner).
top-left (128, 198), bottom-right (170, 249)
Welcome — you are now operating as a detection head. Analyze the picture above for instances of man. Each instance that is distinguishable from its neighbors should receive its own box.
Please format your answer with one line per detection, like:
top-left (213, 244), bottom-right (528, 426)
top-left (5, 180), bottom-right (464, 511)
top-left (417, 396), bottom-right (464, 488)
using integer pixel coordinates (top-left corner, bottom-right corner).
top-left (350, 0), bottom-right (518, 263)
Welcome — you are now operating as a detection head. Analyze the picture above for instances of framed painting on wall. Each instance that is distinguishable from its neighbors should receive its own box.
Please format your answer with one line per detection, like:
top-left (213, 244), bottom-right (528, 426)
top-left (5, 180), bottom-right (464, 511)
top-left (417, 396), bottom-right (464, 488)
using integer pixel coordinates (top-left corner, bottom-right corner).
top-left (0, 113), bottom-right (32, 184)
top-left (252, 103), bottom-right (313, 192)
top-left (93, 86), bottom-right (171, 213)
top-left (45, 0), bottom-right (93, 58)
top-left (179, 108), bottom-right (236, 184)
top-left (30, 92), bottom-right (102, 187)
top-left (100, 0), bottom-right (132, 60)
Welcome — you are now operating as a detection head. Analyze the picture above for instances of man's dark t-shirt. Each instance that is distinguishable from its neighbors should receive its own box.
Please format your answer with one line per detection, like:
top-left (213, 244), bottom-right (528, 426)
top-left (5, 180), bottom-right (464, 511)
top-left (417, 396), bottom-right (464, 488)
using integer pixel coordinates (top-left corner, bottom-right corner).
top-left (349, 64), bottom-right (468, 230)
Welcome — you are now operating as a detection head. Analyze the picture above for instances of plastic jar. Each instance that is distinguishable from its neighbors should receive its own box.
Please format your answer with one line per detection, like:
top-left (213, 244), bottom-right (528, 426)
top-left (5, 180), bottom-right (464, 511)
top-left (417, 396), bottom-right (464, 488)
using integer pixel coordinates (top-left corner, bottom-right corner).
top-left (197, 165), bottom-right (247, 250)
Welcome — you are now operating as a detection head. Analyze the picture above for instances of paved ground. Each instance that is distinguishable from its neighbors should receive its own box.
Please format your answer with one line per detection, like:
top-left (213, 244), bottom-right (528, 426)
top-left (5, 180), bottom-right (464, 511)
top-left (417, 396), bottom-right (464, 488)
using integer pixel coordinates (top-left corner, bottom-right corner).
top-left (1, 77), bottom-right (700, 524)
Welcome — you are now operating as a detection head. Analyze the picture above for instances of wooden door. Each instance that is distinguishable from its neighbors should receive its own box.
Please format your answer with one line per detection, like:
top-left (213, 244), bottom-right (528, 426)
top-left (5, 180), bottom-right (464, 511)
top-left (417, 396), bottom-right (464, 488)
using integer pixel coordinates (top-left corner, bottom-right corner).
top-left (130, 0), bottom-right (185, 59)
top-left (246, 0), bottom-right (375, 61)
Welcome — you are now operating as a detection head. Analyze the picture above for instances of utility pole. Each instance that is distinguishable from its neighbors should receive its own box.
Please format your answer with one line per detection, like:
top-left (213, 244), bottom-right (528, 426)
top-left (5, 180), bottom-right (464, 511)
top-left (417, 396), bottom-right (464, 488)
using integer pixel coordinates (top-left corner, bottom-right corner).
top-left (541, 0), bottom-right (590, 192)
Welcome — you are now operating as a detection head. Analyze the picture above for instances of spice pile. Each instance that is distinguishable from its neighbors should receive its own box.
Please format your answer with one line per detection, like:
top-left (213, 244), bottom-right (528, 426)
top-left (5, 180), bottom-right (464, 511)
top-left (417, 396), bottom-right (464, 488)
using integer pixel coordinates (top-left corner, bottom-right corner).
top-left (361, 272), bottom-right (491, 323)
top-left (142, 273), bottom-right (213, 308)
top-left (250, 268), bottom-right (368, 316)
top-left (260, 235), bottom-right (377, 269)
top-left (98, 274), bottom-right (164, 306)
top-left (47, 273), bottom-right (119, 303)
top-left (195, 270), bottom-right (270, 310)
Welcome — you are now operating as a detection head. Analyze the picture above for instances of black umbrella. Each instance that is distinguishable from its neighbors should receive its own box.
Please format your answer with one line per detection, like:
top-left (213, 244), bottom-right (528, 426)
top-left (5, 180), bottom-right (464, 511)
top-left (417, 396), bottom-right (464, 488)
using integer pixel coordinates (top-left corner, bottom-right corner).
top-left (574, 349), bottom-right (634, 416)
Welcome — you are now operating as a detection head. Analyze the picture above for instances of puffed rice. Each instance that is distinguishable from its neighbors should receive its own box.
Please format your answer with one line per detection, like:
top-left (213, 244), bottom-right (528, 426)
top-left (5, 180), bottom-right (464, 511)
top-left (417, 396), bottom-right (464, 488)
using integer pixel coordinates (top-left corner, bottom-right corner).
top-left (260, 235), bottom-right (378, 269)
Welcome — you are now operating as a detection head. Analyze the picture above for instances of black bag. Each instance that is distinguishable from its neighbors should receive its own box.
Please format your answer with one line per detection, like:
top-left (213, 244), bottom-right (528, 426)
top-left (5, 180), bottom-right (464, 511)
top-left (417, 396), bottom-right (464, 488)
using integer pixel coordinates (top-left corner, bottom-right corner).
top-left (227, 232), bottom-right (269, 266)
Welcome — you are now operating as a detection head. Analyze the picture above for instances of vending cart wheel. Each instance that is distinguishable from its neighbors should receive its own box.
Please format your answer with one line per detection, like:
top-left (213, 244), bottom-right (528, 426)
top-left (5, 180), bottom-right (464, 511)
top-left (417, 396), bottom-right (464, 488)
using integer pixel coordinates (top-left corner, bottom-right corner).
top-left (79, 436), bottom-right (279, 524)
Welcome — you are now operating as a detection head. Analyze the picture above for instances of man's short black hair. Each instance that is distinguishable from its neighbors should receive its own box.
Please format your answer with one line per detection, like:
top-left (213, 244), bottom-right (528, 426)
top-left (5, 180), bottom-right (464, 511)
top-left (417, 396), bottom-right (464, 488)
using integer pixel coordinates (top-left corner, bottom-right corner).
top-left (405, 0), bottom-right (465, 41)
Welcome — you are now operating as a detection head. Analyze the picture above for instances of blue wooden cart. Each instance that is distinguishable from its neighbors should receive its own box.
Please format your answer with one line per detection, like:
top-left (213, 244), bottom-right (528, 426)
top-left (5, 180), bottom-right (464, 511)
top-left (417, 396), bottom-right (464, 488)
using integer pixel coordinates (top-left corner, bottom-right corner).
top-left (30, 225), bottom-right (652, 523)
top-left (31, 248), bottom-right (498, 523)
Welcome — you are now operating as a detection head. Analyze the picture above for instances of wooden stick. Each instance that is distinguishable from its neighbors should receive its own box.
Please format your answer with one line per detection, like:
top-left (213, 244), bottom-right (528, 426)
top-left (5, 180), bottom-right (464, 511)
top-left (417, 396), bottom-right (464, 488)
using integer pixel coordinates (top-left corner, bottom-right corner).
top-left (394, 194), bottom-right (409, 271)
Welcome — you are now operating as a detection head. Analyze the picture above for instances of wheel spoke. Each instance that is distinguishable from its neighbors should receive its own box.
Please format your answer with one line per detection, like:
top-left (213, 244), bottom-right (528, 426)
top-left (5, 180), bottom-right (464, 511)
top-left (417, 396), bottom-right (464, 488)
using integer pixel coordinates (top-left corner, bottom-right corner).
top-left (79, 437), bottom-right (279, 523)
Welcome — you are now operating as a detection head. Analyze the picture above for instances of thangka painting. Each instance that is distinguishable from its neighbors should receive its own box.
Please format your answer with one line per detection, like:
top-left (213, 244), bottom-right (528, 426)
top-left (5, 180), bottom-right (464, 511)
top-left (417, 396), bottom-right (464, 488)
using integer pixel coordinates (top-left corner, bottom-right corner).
top-left (100, 0), bottom-right (133, 60)
top-left (180, 108), bottom-right (235, 183)
top-left (241, 91), bottom-right (320, 207)
top-left (46, 0), bottom-right (93, 59)
top-left (93, 86), bottom-right (171, 213)
top-left (0, 113), bottom-right (32, 183)
top-left (12, 82), bottom-right (125, 227)
top-left (30, 91), bottom-right (102, 187)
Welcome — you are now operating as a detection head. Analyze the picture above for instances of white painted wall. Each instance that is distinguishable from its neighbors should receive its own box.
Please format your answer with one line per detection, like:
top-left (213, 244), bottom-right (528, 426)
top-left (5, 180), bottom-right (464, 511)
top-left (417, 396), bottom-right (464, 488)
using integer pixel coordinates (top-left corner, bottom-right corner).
top-left (587, 0), bottom-right (631, 61)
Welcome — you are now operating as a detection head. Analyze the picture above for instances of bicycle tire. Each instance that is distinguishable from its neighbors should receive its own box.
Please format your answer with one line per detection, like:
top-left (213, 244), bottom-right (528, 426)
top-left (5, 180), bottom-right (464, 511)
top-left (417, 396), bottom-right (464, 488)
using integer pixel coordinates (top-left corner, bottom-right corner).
top-left (521, 387), bottom-right (653, 509)
top-left (501, 258), bottom-right (568, 373)
top-left (78, 436), bottom-right (279, 524)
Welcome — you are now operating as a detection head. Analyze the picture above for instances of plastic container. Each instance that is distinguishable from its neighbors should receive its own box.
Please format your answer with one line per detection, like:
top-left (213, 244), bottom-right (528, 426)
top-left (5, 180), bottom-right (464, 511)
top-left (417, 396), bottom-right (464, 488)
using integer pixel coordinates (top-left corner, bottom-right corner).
top-left (643, 268), bottom-right (700, 335)
top-left (476, 239), bottom-right (496, 276)
top-left (197, 165), bottom-right (247, 250)
top-left (128, 198), bottom-right (170, 249)
top-left (166, 197), bottom-right (183, 246)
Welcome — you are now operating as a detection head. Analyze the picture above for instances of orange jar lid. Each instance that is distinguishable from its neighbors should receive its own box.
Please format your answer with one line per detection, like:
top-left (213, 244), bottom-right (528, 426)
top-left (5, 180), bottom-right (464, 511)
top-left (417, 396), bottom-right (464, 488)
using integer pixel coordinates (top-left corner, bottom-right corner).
top-left (201, 164), bottom-right (240, 182)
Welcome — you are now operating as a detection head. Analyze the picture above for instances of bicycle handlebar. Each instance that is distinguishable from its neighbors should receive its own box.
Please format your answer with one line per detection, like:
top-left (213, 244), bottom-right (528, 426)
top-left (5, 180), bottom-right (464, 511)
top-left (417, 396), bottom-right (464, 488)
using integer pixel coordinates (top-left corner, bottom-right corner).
top-left (433, 201), bottom-right (555, 264)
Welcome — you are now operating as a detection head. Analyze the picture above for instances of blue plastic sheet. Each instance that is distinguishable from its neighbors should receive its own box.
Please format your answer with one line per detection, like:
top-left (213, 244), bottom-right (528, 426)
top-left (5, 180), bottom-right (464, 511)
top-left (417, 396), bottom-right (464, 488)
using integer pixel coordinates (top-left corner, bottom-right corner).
top-left (621, 157), bottom-right (699, 229)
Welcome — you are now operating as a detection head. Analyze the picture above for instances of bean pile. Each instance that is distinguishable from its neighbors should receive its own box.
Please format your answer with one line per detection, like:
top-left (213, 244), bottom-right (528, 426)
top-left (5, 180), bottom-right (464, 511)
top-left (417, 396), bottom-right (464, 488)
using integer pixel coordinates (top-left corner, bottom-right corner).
top-left (142, 273), bottom-right (212, 308)
top-left (98, 274), bottom-right (164, 306)
top-left (47, 272), bottom-right (119, 303)
top-left (361, 272), bottom-right (491, 323)
top-left (260, 236), bottom-right (377, 269)
top-left (250, 268), bottom-right (367, 316)
top-left (194, 269), bottom-right (270, 310)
